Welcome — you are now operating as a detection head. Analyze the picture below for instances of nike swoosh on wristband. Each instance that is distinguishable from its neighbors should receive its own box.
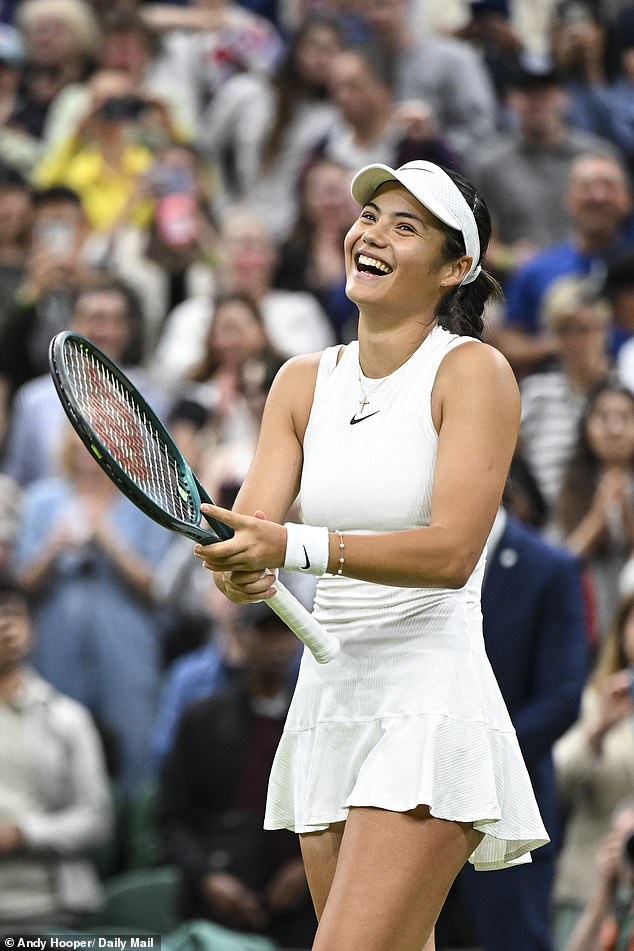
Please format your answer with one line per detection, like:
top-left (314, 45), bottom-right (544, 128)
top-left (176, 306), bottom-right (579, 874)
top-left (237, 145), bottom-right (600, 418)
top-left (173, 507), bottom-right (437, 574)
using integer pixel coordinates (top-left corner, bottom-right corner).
top-left (350, 412), bottom-right (380, 425)
top-left (300, 545), bottom-right (310, 569)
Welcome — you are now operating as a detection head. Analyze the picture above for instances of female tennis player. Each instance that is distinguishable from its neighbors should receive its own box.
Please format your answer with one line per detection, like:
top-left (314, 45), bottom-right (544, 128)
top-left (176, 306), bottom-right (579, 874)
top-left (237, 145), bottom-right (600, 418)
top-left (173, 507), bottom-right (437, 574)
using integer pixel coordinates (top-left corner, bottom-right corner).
top-left (194, 160), bottom-right (549, 951)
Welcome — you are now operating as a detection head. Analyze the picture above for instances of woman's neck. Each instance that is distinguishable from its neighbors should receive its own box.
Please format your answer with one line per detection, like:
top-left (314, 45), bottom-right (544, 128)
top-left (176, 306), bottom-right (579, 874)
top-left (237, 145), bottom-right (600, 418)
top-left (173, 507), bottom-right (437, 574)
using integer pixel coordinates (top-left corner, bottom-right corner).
top-left (357, 315), bottom-right (437, 378)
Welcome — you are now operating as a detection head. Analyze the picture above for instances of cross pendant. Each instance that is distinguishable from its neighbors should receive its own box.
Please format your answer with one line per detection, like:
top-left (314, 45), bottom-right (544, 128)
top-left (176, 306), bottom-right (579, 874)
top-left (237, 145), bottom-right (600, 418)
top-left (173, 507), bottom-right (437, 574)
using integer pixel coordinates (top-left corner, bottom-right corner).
top-left (359, 396), bottom-right (370, 413)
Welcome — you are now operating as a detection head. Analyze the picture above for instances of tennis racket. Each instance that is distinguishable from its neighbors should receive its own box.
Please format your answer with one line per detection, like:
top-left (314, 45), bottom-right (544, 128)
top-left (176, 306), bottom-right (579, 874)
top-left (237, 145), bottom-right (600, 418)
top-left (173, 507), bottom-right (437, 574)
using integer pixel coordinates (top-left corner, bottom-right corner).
top-left (48, 332), bottom-right (341, 664)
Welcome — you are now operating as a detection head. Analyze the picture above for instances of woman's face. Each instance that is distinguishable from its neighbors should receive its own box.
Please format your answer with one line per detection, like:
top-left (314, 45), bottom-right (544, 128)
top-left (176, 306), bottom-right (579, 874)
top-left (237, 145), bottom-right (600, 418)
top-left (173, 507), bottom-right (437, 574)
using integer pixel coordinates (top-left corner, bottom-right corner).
top-left (302, 161), bottom-right (355, 229)
top-left (25, 14), bottom-right (80, 66)
top-left (554, 306), bottom-right (607, 365)
top-left (293, 23), bottom-right (342, 86)
top-left (344, 182), bottom-right (458, 319)
top-left (209, 300), bottom-right (266, 371)
top-left (586, 390), bottom-right (634, 465)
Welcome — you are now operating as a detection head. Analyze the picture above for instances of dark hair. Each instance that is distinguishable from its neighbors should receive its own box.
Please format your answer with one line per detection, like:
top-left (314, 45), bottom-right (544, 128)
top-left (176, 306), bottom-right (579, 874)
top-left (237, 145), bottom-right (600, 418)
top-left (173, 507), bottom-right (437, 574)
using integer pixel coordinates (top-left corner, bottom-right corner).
top-left (556, 378), bottom-right (634, 543)
top-left (592, 589), bottom-right (634, 687)
top-left (602, 250), bottom-right (634, 298)
top-left (0, 576), bottom-right (28, 610)
top-left (261, 16), bottom-right (343, 169)
top-left (187, 292), bottom-right (272, 382)
top-left (100, 9), bottom-right (162, 60)
top-left (0, 163), bottom-right (30, 192)
top-left (73, 272), bottom-right (145, 365)
top-left (503, 451), bottom-right (548, 529)
top-left (32, 186), bottom-right (83, 210)
top-left (432, 167), bottom-right (501, 340)
top-left (345, 42), bottom-right (394, 90)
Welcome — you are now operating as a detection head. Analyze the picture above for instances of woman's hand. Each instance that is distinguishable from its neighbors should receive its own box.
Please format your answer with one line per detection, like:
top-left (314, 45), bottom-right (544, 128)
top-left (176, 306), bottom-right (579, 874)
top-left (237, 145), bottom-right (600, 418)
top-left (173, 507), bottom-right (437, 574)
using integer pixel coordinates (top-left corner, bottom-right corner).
top-left (213, 568), bottom-right (278, 604)
top-left (195, 507), bottom-right (286, 603)
top-left (586, 669), bottom-right (634, 755)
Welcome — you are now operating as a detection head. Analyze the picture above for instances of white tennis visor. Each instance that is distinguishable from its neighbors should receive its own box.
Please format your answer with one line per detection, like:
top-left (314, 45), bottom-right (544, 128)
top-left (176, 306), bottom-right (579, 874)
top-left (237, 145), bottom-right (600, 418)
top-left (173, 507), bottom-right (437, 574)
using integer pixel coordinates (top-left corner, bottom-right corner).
top-left (350, 160), bottom-right (482, 285)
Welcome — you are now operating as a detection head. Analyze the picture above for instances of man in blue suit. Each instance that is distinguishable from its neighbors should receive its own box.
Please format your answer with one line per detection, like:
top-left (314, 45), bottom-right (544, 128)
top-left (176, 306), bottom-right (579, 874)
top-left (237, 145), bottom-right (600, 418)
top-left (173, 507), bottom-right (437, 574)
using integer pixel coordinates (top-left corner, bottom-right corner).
top-left (440, 506), bottom-right (589, 951)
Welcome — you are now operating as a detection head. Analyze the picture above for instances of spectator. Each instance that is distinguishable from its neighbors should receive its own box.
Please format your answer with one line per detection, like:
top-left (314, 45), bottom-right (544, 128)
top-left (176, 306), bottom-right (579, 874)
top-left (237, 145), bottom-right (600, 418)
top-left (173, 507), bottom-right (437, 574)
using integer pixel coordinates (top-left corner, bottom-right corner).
top-left (0, 25), bottom-right (41, 176)
top-left (609, 251), bottom-right (634, 390)
top-left (319, 45), bottom-right (459, 175)
top-left (0, 184), bottom-right (95, 430)
top-left (157, 600), bottom-right (314, 948)
top-left (11, 0), bottom-right (99, 140)
top-left (467, 53), bottom-right (619, 281)
top-left (107, 140), bottom-right (218, 344)
top-left (592, 8), bottom-right (634, 179)
top-left (182, 293), bottom-right (281, 449)
top-left (440, 504), bottom-right (588, 951)
top-left (33, 67), bottom-right (176, 233)
top-left (0, 164), bottom-right (33, 340)
top-left (505, 450), bottom-right (550, 531)
top-left (12, 426), bottom-right (174, 791)
top-left (0, 475), bottom-right (22, 577)
top-left (554, 380), bottom-right (634, 639)
top-left (43, 8), bottom-right (195, 149)
top-left (274, 156), bottom-right (357, 339)
top-left (1, 275), bottom-right (152, 487)
top-left (549, 0), bottom-right (610, 136)
top-left (355, 0), bottom-right (499, 161)
top-left (151, 209), bottom-right (334, 389)
top-left (0, 576), bottom-right (112, 932)
top-left (553, 594), bottom-right (634, 948)
top-left (492, 150), bottom-right (634, 376)
top-left (519, 276), bottom-right (612, 512)
top-left (197, 14), bottom-right (343, 241)
top-left (452, 0), bottom-right (524, 109)
top-left (150, 590), bottom-right (248, 766)
top-left (142, 0), bottom-right (285, 125)
top-left (0, 25), bottom-right (25, 124)
top-left (563, 802), bottom-right (634, 951)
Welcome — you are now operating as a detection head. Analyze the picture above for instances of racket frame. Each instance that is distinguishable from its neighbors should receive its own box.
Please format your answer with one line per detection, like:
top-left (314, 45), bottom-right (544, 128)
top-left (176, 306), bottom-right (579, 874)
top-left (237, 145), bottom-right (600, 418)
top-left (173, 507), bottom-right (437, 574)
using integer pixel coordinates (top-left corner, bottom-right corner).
top-left (49, 331), bottom-right (231, 545)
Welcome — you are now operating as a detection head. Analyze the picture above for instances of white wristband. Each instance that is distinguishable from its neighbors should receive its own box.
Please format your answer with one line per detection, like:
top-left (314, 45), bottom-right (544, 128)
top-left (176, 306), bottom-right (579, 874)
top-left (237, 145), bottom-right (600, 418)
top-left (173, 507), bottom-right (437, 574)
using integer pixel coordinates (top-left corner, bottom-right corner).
top-left (283, 522), bottom-right (329, 576)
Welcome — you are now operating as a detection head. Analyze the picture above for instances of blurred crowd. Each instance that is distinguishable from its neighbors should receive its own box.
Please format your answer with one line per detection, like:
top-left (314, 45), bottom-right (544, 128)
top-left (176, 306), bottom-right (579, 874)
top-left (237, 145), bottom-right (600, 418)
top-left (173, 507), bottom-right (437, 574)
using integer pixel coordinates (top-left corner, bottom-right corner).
top-left (1, 0), bottom-right (634, 948)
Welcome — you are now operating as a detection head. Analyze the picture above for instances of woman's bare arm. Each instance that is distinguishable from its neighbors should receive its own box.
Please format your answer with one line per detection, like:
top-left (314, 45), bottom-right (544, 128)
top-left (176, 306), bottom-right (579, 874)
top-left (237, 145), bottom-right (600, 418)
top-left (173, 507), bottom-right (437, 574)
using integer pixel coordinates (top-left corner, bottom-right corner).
top-left (198, 342), bottom-right (520, 590)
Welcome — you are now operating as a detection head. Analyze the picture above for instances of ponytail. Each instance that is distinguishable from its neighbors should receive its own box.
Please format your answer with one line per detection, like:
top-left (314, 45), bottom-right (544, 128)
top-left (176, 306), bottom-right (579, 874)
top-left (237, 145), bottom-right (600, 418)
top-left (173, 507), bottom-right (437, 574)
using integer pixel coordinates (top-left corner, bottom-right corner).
top-left (432, 169), bottom-right (501, 340)
top-left (437, 268), bottom-right (502, 340)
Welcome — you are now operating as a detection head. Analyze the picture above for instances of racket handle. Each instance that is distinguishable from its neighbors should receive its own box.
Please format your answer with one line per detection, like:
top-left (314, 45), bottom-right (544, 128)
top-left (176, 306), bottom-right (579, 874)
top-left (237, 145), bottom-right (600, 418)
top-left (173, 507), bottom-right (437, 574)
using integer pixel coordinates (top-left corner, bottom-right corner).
top-left (264, 582), bottom-right (340, 664)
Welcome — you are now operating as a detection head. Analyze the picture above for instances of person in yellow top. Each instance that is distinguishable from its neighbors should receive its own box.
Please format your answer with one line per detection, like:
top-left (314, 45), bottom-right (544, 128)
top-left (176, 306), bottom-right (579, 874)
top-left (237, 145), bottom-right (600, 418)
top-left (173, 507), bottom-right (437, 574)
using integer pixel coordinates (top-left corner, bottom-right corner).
top-left (33, 68), bottom-right (181, 232)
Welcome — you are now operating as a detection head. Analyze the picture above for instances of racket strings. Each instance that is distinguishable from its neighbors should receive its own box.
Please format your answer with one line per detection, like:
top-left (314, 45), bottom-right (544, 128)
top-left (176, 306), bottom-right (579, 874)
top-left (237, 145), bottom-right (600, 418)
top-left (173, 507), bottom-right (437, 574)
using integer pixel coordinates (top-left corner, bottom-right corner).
top-left (65, 344), bottom-right (198, 524)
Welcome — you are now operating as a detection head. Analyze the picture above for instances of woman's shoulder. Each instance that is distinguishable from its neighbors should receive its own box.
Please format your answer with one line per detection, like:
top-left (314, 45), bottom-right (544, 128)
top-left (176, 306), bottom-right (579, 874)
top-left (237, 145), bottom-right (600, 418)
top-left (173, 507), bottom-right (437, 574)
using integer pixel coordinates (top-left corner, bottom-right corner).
top-left (438, 338), bottom-right (516, 388)
top-left (273, 348), bottom-right (337, 394)
top-left (268, 348), bottom-right (343, 427)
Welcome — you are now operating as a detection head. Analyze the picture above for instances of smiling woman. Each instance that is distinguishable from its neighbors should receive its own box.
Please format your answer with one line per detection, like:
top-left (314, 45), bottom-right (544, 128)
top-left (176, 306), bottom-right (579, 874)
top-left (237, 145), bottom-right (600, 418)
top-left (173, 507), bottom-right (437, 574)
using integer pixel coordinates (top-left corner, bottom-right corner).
top-left (193, 160), bottom-right (549, 951)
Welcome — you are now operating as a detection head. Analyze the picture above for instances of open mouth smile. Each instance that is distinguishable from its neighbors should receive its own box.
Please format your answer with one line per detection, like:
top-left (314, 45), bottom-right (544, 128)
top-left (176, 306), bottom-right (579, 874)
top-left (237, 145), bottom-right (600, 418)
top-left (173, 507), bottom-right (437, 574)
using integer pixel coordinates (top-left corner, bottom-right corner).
top-left (354, 252), bottom-right (393, 277)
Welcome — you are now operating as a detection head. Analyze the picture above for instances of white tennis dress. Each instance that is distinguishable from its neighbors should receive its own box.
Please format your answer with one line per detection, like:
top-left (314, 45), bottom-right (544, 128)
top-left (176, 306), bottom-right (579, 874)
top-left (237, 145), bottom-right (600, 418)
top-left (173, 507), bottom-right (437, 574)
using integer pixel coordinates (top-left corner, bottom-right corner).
top-left (264, 325), bottom-right (549, 870)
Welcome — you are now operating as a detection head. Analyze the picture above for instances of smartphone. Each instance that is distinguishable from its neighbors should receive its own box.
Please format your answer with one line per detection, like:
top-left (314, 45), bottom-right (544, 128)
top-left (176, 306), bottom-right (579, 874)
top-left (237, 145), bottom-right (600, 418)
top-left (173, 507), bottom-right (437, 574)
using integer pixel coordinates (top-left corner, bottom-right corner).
top-left (33, 219), bottom-right (76, 257)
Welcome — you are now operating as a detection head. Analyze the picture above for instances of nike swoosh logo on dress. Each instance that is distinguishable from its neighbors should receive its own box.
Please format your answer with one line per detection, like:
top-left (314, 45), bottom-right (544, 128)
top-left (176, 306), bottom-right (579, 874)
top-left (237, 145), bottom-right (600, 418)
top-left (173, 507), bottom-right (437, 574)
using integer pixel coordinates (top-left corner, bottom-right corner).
top-left (349, 412), bottom-right (380, 425)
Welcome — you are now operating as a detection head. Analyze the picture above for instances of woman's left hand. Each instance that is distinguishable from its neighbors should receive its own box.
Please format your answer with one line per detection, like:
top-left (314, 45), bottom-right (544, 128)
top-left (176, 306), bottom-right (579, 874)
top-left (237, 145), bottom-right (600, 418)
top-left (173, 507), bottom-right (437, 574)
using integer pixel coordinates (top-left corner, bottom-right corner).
top-left (194, 506), bottom-right (287, 573)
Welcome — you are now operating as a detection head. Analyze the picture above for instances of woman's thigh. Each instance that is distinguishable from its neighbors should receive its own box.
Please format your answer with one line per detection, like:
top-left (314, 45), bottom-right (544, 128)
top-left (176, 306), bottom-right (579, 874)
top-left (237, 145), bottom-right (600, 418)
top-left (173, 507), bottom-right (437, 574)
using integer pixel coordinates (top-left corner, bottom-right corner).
top-left (300, 820), bottom-right (346, 918)
top-left (305, 804), bottom-right (483, 951)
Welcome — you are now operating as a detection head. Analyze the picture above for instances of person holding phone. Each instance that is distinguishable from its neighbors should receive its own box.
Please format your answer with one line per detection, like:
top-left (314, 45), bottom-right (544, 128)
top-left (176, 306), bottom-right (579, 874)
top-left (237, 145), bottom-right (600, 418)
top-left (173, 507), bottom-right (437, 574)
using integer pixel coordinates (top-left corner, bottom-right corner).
top-left (194, 160), bottom-right (548, 951)
top-left (32, 68), bottom-right (178, 233)
top-left (553, 591), bottom-right (634, 948)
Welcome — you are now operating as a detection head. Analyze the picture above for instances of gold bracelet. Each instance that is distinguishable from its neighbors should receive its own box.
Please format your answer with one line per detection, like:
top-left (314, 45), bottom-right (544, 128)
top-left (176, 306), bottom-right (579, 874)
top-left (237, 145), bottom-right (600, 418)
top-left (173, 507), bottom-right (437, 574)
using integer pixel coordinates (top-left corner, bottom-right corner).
top-left (334, 530), bottom-right (345, 576)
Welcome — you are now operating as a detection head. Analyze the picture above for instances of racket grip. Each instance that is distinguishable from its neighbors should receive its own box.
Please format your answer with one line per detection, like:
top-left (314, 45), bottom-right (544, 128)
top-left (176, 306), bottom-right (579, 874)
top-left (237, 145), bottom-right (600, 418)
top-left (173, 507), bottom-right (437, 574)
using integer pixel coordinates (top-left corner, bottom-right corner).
top-left (264, 582), bottom-right (340, 664)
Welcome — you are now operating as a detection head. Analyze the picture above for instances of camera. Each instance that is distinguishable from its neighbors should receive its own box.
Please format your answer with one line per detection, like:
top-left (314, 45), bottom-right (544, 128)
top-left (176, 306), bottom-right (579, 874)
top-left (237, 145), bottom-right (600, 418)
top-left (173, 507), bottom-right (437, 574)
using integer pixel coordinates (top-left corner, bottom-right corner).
top-left (98, 96), bottom-right (147, 122)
